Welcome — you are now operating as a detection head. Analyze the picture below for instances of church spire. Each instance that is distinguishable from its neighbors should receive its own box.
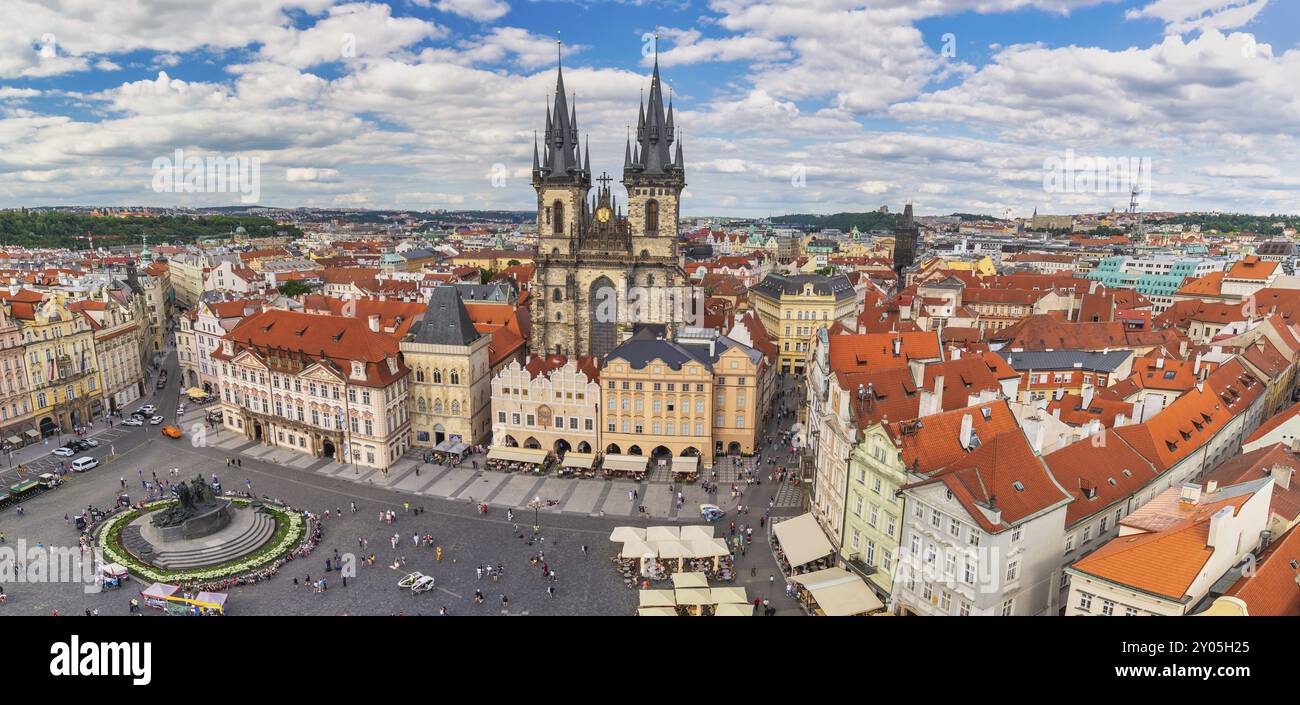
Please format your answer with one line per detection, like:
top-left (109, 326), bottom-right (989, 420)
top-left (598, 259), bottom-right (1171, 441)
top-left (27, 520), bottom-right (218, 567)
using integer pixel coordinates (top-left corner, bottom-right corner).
top-left (629, 32), bottom-right (675, 176)
top-left (532, 131), bottom-right (540, 176)
top-left (539, 37), bottom-right (586, 183)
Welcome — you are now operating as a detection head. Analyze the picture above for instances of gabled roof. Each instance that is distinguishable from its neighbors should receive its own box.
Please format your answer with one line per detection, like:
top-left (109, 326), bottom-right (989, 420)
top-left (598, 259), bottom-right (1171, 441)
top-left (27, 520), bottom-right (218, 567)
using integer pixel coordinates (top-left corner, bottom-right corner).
top-left (1043, 429), bottom-right (1159, 527)
top-left (827, 331), bottom-right (941, 372)
top-left (886, 400), bottom-right (1018, 474)
top-left (1221, 522), bottom-right (1300, 615)
top-left (1070, 484), bottom-right (1260, 601)
top-left (1045, 393), bottom-right (1135, 428)
top-left (1244, 398), bottom-right (1300, 446)
top-left (1203, 442), bottom-right (1300, 524)
top-left (905, 429), bottom-right (1072, 533)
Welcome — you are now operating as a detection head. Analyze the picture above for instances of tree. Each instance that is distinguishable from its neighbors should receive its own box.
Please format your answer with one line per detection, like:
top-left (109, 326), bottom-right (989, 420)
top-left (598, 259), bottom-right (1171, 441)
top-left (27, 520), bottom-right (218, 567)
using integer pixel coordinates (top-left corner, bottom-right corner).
top-left (507, 259), bottom-right (521, 267)
top-left (277, 280), bottom-right (313, 297)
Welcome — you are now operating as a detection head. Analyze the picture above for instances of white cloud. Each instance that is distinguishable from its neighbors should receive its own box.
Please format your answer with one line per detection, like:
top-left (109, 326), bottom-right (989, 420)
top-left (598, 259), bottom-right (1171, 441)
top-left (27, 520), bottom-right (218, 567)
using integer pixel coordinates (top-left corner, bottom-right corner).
top-left (430, 0), bottom-right (510, 22)
top-left (1126, 0), bottom-right (1269, 35)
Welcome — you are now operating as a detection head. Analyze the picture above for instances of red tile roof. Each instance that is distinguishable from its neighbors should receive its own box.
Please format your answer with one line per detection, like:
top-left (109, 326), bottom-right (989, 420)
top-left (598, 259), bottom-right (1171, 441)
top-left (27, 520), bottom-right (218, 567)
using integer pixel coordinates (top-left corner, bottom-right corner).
top-left (1203, 442), bottom-right (1300, 524)
top-left (214, 308), bottom-right (407, 388)
top-left (1222, 522), bottom-right (1300, 615)
top-left (827, 331), bottom-right (941, 372)
top-left (887, 400), bottom-right (1019, 474)
top-left (1044, 429), bottom-right (1159, 527)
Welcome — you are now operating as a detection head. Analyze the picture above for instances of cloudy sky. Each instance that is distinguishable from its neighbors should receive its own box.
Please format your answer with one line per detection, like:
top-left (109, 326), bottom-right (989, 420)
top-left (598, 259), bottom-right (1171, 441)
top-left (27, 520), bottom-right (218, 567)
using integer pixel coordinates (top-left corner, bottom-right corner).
top-left (0, 0), bottom-right (1297, 217)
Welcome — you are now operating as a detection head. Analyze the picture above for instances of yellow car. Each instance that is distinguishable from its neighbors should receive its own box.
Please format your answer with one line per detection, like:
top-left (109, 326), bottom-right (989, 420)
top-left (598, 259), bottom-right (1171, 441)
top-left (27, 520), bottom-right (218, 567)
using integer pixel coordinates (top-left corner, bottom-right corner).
top-left (161, 425), bottom-right (183, 439)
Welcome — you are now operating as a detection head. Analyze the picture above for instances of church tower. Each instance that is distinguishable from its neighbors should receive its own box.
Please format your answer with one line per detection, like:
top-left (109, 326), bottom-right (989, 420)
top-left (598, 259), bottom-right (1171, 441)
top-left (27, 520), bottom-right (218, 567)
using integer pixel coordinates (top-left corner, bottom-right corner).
top-left (529, 39), bottom-right (688, 360)
top-left (533, 43), bottom-right (590, 260)
top-left (622, 37), bottom-right (684, 261)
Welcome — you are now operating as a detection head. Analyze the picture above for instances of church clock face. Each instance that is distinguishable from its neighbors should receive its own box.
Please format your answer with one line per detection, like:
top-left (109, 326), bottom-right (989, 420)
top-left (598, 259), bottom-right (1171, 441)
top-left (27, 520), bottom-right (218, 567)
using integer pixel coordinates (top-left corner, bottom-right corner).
top-left (596, 206), bottom-right (611, 223)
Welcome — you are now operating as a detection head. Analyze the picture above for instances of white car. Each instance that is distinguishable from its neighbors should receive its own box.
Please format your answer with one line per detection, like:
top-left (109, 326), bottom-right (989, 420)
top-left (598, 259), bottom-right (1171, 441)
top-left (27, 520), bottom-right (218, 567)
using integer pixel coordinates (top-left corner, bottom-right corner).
top-left (51, 446), bottom-right (75, 457)
top-left (83, 438), bottom-right (99, 447)
top-left (410, 575), bottom-right (437, 593)
top-left (122, 417), bottom-right (144, 427)
top-left (71, 456), bottom-right (99, 472)
top-left (140, 404), bottom-right (157, 415)
top-left (149, 416), bottom-right (164, 425)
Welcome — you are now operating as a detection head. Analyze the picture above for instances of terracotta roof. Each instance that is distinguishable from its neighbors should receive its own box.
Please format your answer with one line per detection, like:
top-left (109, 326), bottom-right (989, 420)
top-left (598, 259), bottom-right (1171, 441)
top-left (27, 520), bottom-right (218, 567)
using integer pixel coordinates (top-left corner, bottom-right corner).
top-left (1222, 522), bottom-right (1300, 615)
top-left (1244, 398), bottom-right (1300, 446)
top-left (1175, 271), bottom-right (1225, 297)
top-left (1070, 487), bottom-right (1254, 601)
top-left (920, 353), bottom-right (1018, 411)
top-left (1226, 255), bottom-right (1277, 281)
top-left (1044, 429), bottom-right (1159, 527)
top-left (827, 331), bottom-right (941, 372)
top-left (1130, 357), bottom-right (1198, 392)
top-left (886, 400), bottom-right (1019, 474)
top-left (1046, 393), bottom-right (1136, 428)
top-left (837, 368), bottom-right (920, 429)
top-left (905, 429), bottom-right (1071, 533)
top-left (1203, 442), bottom-right (1300, 524)
top-left (523, 353), bottom-right (601, 382)
top-left (214, 308), bottom-right (407, 388)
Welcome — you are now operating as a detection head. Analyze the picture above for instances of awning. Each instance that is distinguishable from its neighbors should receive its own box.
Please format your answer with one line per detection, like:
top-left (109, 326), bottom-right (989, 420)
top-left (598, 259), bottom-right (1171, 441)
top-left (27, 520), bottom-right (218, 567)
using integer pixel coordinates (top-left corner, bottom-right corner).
top-left (652, 540), bottom-right (692, 559)
top-left (674, 588), bottom-right (713, 605)
top-left (433, 440), bottom-right (454, 452)
top-left (620, 539), bottom-right (656, 559)
top-left (561, 452), bottom-right (596, 469)
top-left (713, 603), bottom-right (752, 616)
top-left (711, 587), bottom-right (748, 604)
top-left (790, 567), bottom-right (883, 616)
top-left (671, 572), bottom-right (709, 590)
top-left (679, 525), bottom-right (714, 542)
top-left (186, 387), bottom-right (207, 399)
top-left (141, 583), bottom-right (178, 600)
top-left (447, 442), bottom-right (468, 455)
top-left (637, 607), bottom-right (679, 616)
top-left (685, 538), bottom-right (731, 558)
top-left (773, 513), bottom-right (834, 568)
top-left (486, 446), bottom-right (549, 465)
top-left (5, 435), bottom-right (21, 446)
top-left (646, 526), bottom-right (680, 543)
top-left (672, 456), bottom-right (699, 474)
top-left (609, 526), bottom-right (647, 543)
top-left (639, 590), bottom-right (677, 608)
top-left (603, 454), bottom-right (648, 474)
top-left (25, 429), bottom-right (39, 438)
top-left (193, 591), bottom-right (228, 609)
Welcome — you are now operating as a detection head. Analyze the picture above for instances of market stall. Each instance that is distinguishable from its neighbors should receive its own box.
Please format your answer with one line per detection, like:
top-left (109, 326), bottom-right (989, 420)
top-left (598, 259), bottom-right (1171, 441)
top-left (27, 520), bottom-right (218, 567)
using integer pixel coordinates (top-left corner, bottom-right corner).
top-left (557, 451), bottom-right (597, 478)
top-left (673, 587), bottom-right (713, 615)
top-left (671, 456), bottom-right (700, 483)
top-left (430, 440), bottom-right (469, 465)
top-left (637, 607), bottom-right (679, 616)
top-left (639, 590), bottom-right (677, 609)
top-left (711, 586), bottom-right (748, 604)
top-left (646, 526), bottom-right (681, 543)
top-left (684, 538), bottom-right (734, 579)
top-left (602, 453), bottom-right (649, 480)
top-left (485, 446), bottom-right (550, 474)
top-left (140, 582), bottom-right (179, 611)
top-left (609, 526), bottom-right (647, 543)
top-left (713, 602), bottom-right (752, 616)
top-left (679, 525), bottom-right (714, 542)
top-left (671, 572), bottom-right (709, 590)
top-left (789, 567), bottom-right (883, 616)
top-left (772, 512), bottom-right (835, 575)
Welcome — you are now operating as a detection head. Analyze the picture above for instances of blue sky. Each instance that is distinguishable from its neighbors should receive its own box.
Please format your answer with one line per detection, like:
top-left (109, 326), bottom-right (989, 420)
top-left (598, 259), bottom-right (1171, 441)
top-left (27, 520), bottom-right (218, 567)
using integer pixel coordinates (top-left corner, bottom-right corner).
top-left (1, 0), bottom-right (1297, 216)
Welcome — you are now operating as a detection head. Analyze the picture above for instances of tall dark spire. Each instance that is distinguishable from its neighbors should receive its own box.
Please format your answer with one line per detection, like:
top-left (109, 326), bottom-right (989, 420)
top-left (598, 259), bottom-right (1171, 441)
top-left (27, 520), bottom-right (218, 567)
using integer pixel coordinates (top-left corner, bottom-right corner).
top-left (627, 33), bottom-right (677, 176)
top-left (539, 38), bottom-right (585, 182)
top-left (532, 131), bottom-right (540, 176)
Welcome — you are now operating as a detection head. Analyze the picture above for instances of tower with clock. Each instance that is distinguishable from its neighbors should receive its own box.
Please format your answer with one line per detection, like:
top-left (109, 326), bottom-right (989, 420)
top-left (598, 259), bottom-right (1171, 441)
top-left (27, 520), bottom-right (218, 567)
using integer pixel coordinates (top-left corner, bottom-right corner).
top-left (529, 39), bottom-right (687, 359)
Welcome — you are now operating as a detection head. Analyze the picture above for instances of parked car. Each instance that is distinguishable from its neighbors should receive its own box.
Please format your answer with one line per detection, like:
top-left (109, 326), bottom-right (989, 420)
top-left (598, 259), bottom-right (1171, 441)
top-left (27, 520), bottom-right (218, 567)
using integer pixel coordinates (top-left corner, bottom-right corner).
top-left (122, 417), bottom-right (144, 427)
top-left (82, 438), bottom-right (98, 447)
top-left (70, 456), bottom-right (99, 472)
top-left (68, 440), bottom-right (91, 452)
top-left (51, 446), bottom-right (75, 457)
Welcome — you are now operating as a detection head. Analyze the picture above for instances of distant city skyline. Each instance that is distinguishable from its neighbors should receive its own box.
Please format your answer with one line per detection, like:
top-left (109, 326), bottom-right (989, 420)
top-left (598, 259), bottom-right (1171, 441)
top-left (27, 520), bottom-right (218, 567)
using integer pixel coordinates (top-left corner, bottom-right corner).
top-left (2, 0), bottom-right (1297, 216)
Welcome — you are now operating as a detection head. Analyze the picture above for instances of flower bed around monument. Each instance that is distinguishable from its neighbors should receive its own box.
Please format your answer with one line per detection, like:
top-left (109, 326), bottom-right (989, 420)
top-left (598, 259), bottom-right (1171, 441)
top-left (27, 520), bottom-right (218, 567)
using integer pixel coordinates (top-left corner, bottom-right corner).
top-left (98, 498), bottom-right (306, 584)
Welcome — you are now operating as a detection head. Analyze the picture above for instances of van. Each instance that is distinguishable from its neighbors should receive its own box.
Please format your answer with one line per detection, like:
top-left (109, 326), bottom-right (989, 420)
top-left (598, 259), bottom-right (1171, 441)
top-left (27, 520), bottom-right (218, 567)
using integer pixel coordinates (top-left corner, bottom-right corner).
top-left (70, 456), bottom-right (99, 473)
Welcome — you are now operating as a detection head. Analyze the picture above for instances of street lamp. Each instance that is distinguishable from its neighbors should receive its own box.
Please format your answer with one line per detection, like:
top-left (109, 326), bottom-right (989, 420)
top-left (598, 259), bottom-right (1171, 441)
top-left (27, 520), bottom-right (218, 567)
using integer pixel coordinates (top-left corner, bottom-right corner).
top-left (527, 496), bottom-right (544, 536)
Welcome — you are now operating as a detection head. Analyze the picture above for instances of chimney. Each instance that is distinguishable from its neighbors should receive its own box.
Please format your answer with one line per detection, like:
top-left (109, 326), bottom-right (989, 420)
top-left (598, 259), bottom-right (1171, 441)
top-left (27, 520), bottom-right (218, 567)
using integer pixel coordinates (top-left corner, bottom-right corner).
top-left (932, 375), bottom-right (945, 415)
top-left (1193, 353), bottom-right (1202, 375)
top-left (1179, 482), bottom-right (1202, 505)
top-left (1206, 506), bottom-right (1235, 550)
top-left (1205, 480), bottom-right (1219, 495)
top-left (1155, 356), bottom-right (1165, 369)
top-left (1023, 416), bottom-right (1046, 454)
top-left (959, 414), bottom-right (973, 450)
top-left (367, 313), bottom-right (380, 332)
top-left (892, 337), bottom-right (902, 357)
top-left (1272, 464), bottom-right (1294, 491)
top-left (951, 348), bottom-right (961, 361)
top-left (908, 359), bottom-right (925, 387)
top-left (1081, 385), bottom-right (1094, 408)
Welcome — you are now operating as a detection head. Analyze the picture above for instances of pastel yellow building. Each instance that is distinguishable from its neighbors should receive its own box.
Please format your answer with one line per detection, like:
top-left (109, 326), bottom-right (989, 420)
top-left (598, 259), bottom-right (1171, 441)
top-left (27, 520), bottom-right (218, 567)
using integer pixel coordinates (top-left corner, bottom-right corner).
top-left (750, 273), bottom-right (857, 375)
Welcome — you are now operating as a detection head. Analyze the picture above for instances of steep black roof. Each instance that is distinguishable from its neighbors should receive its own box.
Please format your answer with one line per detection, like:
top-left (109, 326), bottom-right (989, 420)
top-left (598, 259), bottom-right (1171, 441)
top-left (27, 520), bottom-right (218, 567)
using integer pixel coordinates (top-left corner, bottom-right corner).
top-left (410, 286), bottom-right (481, 346)
top-left (751, 273), bottom-right (855, 301)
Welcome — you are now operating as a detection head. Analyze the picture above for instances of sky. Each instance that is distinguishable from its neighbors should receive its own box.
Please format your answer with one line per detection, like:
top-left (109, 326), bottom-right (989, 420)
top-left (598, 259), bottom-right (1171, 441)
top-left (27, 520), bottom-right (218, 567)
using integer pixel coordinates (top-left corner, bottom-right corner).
top-left (0, 0), bottom-right (1297, 217)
